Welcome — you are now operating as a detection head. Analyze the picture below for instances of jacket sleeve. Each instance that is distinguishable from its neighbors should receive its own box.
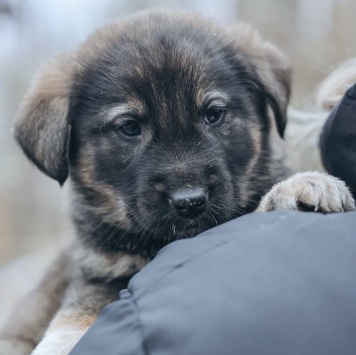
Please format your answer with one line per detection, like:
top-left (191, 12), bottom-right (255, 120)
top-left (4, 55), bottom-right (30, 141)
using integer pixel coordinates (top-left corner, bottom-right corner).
top-left (319, 82), bottom-right (356, 197)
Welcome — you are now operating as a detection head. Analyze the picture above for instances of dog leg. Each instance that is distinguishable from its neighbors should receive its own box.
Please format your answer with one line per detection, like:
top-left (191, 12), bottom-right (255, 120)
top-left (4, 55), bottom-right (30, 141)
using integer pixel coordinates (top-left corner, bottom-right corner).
top-left (257, 171), bottom-right (355, 213)
top-left (30, 312), bottom-right (94, 355)
top-left (31, 277), bottom-right (126, 355)
top-left (0, 252), bottom-right (71, 355)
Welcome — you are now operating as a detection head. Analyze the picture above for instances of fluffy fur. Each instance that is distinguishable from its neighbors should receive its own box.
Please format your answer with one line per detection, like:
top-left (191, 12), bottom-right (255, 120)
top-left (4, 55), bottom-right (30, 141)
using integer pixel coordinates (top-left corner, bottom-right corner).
top-left (0, 12), bottom-right (354, 355)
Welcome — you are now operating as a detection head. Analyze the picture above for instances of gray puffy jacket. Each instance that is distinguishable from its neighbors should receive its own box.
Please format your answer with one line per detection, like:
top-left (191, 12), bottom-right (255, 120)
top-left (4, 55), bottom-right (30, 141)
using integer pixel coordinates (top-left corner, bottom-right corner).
top-left (71, 210), bottom-right (356, 355)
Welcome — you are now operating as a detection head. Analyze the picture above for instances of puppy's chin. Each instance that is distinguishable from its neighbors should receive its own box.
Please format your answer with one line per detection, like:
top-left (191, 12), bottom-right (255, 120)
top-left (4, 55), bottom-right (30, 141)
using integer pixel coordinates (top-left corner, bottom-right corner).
top-left (135, 211), bottom-right (229, 245)
top-left (143, 224), bottom-right (206, 245)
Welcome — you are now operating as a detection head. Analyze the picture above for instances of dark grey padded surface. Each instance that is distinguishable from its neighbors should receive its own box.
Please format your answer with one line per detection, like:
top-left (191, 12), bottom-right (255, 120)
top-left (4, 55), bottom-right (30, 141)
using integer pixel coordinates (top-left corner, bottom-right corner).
top-left (320, 82), bottom-right (356, 196)
top-left (71, 211), bottom-right (356, 355)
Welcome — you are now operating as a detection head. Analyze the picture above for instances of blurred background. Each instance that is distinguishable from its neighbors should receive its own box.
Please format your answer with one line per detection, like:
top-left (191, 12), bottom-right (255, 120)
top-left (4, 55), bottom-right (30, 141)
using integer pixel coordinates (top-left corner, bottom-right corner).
top-left (1, 0), bottom-right (356, 265)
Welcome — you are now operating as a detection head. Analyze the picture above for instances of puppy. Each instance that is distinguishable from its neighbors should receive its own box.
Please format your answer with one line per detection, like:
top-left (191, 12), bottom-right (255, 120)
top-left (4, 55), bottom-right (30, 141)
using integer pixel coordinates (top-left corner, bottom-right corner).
top-left (0, 11), bottom-right (354, 355)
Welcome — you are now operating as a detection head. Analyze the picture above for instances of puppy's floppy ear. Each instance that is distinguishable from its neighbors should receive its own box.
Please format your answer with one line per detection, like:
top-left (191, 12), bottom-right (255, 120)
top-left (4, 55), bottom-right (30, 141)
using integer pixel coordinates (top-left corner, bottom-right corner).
top-left (14, 56), bottom-right (76, 185)
top-left (228, 23), bottom-right (292, 138)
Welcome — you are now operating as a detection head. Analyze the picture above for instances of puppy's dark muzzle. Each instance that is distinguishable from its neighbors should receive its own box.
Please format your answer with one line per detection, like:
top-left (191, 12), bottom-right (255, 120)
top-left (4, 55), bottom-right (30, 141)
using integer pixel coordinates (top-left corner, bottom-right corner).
top-left (168, 187), bottom-right (207, 218)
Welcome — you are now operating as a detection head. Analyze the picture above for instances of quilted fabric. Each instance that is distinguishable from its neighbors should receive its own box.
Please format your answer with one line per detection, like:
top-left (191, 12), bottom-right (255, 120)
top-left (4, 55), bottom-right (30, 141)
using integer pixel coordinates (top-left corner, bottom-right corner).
top-left (71, 210), bottom-right (356, 355)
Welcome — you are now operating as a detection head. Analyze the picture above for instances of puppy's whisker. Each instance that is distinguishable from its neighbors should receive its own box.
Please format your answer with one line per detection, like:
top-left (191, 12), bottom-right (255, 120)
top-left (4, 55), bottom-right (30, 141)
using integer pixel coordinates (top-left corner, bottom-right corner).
top-left (89, 197), bottom-right (110, 207)
top-left (89, 215), bottom-right (113, 239)
top-left (97, 219), bottom-right (128, 253)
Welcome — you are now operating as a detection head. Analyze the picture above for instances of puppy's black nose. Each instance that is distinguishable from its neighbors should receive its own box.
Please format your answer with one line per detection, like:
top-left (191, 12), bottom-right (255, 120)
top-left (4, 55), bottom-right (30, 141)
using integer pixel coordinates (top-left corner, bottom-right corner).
top-left (169, 187), bottom-right (207, 218)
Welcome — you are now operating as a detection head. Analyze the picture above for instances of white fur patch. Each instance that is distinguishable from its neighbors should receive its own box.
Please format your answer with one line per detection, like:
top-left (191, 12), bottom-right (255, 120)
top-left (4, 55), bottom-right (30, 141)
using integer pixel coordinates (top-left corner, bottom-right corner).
top-left (102, 102), bottom-right (146, 124)
top-left (200, 90), bottom-right (230, 107)
top-left (31, 327), bottom-right (86, 355)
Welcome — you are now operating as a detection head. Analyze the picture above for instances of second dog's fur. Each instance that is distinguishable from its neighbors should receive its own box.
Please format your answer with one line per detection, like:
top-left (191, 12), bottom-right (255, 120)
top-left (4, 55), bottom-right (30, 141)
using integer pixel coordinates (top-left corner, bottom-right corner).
top-left (1, 11), bottom-right (354, 355)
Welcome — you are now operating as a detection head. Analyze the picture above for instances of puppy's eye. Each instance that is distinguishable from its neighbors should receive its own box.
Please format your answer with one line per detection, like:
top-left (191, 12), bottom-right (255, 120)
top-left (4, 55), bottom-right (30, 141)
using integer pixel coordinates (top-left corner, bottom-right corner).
top-left (204, 108), bottom-right (226, 125)
top-left (119, 120), bottom-right (141, 136)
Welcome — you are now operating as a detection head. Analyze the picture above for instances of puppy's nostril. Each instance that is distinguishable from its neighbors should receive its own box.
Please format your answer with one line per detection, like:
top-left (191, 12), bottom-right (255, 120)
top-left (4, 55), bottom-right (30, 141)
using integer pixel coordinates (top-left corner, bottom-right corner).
top-left (169, 188), bottom-right (207, 217)
top-left (174, 197), bottom-right (206, 210)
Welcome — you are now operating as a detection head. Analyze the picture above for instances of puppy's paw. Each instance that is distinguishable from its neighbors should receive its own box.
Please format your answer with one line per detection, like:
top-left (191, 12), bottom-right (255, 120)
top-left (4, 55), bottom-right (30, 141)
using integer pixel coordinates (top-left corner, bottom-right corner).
top-left (257, 172), bottom-right (355, 213)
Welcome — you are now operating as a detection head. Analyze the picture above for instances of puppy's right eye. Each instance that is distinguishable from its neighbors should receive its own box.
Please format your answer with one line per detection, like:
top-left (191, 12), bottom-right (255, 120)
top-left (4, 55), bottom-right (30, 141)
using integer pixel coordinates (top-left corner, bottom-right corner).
top-left (204, 107), bottom-right (226, 125)
top-left (118, 120), bottom-right (141, 137)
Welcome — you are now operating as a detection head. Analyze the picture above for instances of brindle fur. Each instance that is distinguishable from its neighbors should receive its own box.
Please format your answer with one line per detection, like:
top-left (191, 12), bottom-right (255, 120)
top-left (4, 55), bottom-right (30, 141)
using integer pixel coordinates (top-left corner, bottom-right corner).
top-left (2, 11), bottom-right (351, 355)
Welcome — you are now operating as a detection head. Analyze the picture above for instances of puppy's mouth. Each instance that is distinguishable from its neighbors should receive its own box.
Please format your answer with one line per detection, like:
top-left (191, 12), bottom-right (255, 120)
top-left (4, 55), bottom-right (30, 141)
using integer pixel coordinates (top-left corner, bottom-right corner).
top-left (132, 178), bottom-right (236, 245)
top-left (132, 207), bottom-right (230, 244)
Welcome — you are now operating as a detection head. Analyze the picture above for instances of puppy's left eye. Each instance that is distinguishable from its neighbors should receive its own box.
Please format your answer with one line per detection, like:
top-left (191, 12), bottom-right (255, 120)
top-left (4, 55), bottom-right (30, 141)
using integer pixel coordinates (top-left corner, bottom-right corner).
top-left (204, 108), bottom-right (226, 125)
top-left (119, 120), bottom-right (141, 137)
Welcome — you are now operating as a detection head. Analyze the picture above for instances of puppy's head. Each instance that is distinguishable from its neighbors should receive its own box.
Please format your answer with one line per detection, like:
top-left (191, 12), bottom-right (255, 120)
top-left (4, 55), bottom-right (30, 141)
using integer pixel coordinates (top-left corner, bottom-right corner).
top-left (15, 12), bottom-right (291, 253)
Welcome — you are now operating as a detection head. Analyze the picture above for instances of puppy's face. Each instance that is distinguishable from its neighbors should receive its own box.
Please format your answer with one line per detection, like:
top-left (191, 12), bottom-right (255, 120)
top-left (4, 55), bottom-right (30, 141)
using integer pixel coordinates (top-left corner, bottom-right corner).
top-left (15, 12), bottom-right (291, 254)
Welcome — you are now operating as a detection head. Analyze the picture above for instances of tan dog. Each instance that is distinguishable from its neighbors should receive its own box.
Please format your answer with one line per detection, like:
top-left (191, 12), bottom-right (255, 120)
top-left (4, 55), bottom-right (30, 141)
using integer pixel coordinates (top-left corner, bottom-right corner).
top-left (0, 11), bottom-right (354, 355)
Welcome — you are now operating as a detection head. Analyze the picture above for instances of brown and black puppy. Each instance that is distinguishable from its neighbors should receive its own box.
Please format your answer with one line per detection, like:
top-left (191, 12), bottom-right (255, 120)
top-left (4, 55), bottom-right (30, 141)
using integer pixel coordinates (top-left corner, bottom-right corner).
top-left (0, 11), bottom-right (354, 355)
